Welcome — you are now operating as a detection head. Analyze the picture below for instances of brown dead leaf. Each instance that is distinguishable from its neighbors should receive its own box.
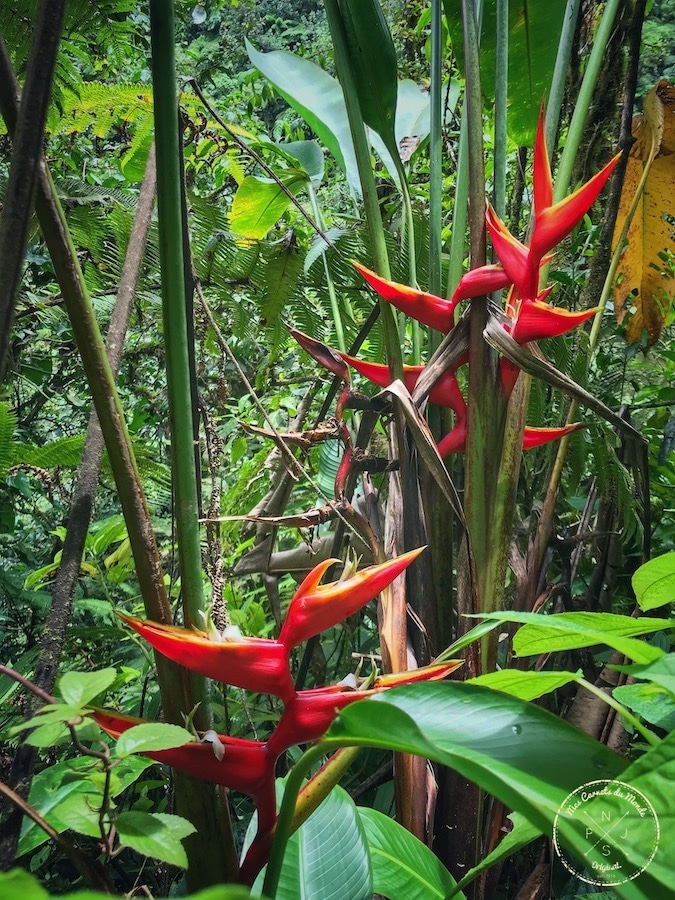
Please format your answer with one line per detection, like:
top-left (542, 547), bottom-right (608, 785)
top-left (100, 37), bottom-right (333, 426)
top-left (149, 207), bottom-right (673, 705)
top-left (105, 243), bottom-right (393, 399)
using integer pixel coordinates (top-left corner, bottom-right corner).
top-left (612, 81), bottom-right (675, 346)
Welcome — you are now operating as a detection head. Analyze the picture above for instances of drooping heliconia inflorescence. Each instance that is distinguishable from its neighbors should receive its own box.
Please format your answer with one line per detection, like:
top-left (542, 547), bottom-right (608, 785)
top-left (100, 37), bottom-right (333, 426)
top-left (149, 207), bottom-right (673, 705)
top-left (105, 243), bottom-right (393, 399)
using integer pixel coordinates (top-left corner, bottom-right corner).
top-left (92, 547), bottom-right (461, 883)
top-left (292, 107), bottom-right (619, 473)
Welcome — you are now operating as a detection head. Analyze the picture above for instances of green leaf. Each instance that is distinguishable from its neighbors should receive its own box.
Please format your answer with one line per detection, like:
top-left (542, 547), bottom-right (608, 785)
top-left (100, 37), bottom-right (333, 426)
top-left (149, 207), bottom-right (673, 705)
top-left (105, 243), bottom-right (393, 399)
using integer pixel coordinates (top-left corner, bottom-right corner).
top-left (273, 786), bottom-right (372, 900)
top-left (116, 811), bottom-right (196, 868)
top-left (632, 552), bottom-right (675, 611)
top-left (9, 703), bottom-right (84, 735)
top-left (477, 611), bottom-right (669, 664)
top-left (278, 139), bottom-right (324, 185)
top-left (447, 813), bottom-right (540, 898)
top-left (443, 0), bottom-right (567, 144)
top-left (260, 247), bottom-right (303, 323)
top-left (328, 682), bottom-right (669, 896)
top-left (115, 722), bottom-right (196, 756)
top-left (613, 655), bottom-right (675, 698)
top-left (395, 79), bottom-right (434, 153)
top-left (468, 669), bottom-right (580, 701)
top-left (55, 790), bottom-right (105, 839)
top-left (359, 807), bottom-right (462, 899)
top-left (336, 0), bottom-right (400, 164)
top-left (58, 668), bottom-right (116, 708)
top-left (246, 39), bottom-right (360, 195)
top-left (0, 870), bottom-right (253, 900)
top-left (613, 682), bottom-right (675, 731)
top-left (601, 730), bottom-right (675, 890)
top-left (229, 174), bottom-right (307, 240)
top-left (19, 755), bottom-right (151, 856)
top-left (327, 682), bottom-right (626, 835)
top-left (23, 719), bottom-right (72, 748)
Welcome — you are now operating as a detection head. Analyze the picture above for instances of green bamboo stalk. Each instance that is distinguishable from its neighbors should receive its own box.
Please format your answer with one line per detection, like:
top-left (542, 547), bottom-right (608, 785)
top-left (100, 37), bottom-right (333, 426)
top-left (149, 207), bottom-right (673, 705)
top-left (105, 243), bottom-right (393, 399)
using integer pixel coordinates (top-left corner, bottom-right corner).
top-left (149, 1), bottom-right (237, 886)
top-left (429, 0), bottom-right (443, 303)
top-left (149, 0), bottom-right (205, 630)
top-left (545, 0), bottom-right (582, 153)
top-left (553, 0), bottom-right (623, 203)
top-left (323, 0), bottom-right (402, 379)
top-left (445, 113), bottom-right (469, 300)
top-left (493, 0), bottom-right (508, 221)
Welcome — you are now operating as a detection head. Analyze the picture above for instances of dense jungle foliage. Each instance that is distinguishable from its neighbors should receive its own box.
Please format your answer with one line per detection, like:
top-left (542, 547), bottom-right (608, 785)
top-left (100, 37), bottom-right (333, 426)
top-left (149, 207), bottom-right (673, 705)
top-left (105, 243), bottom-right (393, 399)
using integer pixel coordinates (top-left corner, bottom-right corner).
top-left (2, 1), bottom-right (675, 899)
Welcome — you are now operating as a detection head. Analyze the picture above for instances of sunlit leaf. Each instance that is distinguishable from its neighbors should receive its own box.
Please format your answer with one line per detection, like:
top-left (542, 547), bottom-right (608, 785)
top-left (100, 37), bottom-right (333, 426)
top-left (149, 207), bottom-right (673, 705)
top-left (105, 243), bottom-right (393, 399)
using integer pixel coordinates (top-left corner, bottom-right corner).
top-left (115, 722), bottom-right (196, 756)
top-left (632, 552), bottom-right (675, 611)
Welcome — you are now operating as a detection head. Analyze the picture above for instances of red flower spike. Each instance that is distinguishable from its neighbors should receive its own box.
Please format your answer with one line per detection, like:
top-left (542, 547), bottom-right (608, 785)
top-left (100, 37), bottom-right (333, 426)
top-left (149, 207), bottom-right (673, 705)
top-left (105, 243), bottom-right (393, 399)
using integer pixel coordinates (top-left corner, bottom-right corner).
top-left (511, 298), bottom-right (599, 344)
top-left (92, 709), bottom-right (274, 797)
top-left (523, 423), bottom-right (584, 450)
top-left (354, 262), bottom-right (458, 334)
top-left (339, 353), bottom-right (466, 415)
top-left (437, 419), bottom-right (580, 456)
top-left (436, 420), bottom-right (467, 457)
top-left (451, 264), bottom-right (513, 305)
top-left (533, 107), bottom-right (554, 215)
top-left (530, 154), bottom-right (620, 265)
top-left (485, 204), bottom-right (533, 298)
top-left (119, 613), bottom-right (295, 702)
top-left (279, 547), bottom-right (425, 649)
top-left (268, 662), bottom-right (460, 755)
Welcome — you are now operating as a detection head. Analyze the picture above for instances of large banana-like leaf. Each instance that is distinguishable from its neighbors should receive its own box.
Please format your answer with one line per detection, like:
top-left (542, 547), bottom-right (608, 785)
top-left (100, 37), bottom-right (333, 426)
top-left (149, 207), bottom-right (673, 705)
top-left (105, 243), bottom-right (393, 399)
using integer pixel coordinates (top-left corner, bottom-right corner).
top-left (443, 0), bottom-right (566, 145)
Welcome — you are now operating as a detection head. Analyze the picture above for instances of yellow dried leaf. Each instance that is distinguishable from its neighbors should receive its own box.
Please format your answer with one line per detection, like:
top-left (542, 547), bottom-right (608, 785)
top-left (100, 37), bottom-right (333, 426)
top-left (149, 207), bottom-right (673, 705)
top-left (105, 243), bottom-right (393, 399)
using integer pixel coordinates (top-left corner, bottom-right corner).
top-left (612, 81), bottom-right (675, 346)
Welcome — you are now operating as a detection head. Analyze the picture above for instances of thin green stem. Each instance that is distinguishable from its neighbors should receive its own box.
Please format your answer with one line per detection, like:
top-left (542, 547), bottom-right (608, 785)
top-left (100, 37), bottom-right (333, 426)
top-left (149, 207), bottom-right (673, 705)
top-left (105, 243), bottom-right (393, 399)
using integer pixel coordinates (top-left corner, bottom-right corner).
top-left (545, 0), bottom-right (582, 153)
top-left (263, 742), bottom-right (330, 898)
top-left (429, 0), bottom-right (443, 303)
top-left (493, 0), bottom-right (508, 221)
top-left (445, 113), bottom-right (469, 301)
top-left (309, 184), bottom-right (347, 353)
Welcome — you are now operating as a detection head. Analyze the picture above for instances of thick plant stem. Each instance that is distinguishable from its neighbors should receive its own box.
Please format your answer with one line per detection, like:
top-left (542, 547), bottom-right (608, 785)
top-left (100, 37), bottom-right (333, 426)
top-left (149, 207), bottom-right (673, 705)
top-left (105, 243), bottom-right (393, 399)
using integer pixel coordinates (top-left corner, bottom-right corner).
top-left (429, 0), bottom-right (443, 302)
top-left (149, 1), bottom-right (205, 634)
top-left (0, 2), bottom-right (65, 381)
top-left (149, 1), bottom-right (237, 886)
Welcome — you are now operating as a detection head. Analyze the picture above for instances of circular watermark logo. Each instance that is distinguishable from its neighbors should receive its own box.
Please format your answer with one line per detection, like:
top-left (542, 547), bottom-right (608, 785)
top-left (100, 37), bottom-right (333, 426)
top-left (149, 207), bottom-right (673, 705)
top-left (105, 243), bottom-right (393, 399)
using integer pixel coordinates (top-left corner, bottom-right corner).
top-left (553, 780), bottom-right (659, 887)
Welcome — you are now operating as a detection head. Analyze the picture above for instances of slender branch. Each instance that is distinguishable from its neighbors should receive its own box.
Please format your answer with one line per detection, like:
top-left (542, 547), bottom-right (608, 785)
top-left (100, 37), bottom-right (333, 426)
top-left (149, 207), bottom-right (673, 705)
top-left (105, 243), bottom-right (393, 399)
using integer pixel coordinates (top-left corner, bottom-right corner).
top-left (0, 782), bottom-right (115, 894)
top-left (0, 1), bottom-right (66, 379)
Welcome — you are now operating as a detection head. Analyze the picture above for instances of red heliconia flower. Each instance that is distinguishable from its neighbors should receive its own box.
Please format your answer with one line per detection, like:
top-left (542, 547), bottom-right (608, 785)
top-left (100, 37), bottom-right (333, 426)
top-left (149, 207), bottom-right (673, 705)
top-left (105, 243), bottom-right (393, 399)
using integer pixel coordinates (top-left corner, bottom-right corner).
top-left (92, 709), bottom-right (273, 796)
top-left (338, 352), bottom-right (466, 413)
top-left (267, 662), bottom-right (460, 755)
top-left (354, 262), bottom-right (460, 334)
top-left (119, 613), bottom-right (296, 703)
top-left (92, 709), bottom-right (279, 840)
top-left (279, 548), bottom-right (424, 649)
top-left (437, 419), bottom-right (583, 458)
top-left (453, 107), bottom-right (619, 315)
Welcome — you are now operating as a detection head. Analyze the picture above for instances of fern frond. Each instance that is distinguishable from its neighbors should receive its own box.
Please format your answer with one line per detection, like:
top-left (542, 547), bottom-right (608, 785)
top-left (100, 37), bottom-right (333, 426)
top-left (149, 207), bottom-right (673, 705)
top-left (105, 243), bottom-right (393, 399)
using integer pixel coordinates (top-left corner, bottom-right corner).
top-left (0, 403), bottom-right (17, 479)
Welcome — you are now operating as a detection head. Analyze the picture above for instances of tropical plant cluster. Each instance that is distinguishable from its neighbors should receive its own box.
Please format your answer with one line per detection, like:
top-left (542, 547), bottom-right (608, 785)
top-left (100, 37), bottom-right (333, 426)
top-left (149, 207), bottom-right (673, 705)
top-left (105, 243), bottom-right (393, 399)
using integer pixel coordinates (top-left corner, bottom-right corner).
top-left (2, 1), bottom-right (675, 900)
